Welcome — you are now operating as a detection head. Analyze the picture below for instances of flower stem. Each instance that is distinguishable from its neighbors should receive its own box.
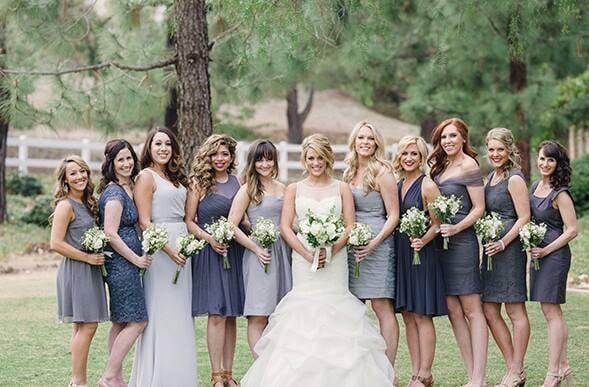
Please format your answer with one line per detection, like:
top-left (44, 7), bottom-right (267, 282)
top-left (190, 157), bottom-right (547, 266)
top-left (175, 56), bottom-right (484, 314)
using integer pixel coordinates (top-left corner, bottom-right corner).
top-left (443, 236), bottom-right (449, 250)
top-left (412, 249), bottom-right (421, 265)
top-left (223, 254), bottom-right (231, 269)
top-left (354, 261), bottom-right (360, 278)
top-left (100, 264), bottom-right (108, 277)
top-left (534, 258), bottom-right (539, 271)
top-left (172, 267), bottom-right (181, 284)
top-left (264, 263), bottom-right (269, 273)
top-left (487, 255), bottom-right (493, 271)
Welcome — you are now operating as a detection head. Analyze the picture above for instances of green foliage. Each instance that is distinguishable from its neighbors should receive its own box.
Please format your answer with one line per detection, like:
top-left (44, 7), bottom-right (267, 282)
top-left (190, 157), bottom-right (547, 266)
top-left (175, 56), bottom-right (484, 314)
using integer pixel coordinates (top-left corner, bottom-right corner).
top-left (553, 67), bottom-right (589, 128)
top-left (20, 195), bottom-right (53, 227)
top-left (570, 154), bottom-right (589, 216)
top-left (6, 173), bottom-right (43, 197)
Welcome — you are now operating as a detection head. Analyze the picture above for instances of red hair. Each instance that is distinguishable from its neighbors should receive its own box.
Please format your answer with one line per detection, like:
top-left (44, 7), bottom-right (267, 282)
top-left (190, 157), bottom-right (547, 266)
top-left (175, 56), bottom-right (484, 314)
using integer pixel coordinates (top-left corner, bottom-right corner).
top-left (427, 118), bottom-right (478, 180)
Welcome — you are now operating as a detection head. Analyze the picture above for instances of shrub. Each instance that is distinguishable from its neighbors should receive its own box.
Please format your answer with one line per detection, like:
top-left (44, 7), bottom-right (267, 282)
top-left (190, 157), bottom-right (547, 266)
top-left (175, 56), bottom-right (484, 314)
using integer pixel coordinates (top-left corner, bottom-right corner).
top-left (20, 195), bottom-right (53, 227)
top-left (7, 173), bottom-right (43, 197)
top-left (571, 154), bottom-right (589, 215)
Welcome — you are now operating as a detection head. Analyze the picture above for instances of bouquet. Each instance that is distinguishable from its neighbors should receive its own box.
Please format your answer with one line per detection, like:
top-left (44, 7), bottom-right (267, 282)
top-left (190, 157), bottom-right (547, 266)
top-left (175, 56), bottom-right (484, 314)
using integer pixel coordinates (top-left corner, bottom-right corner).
top-left (428, 194), bottom-right (461, 250)
top-left (205, 217), bottom-right (235, 269)
top-left (475, 212), bottom-right (504, 271)
top-left (141, 225), bottom-right (169, 276)
top-left (399, 207), bottom-right (430, 265)
top-left (347, 223), bottom-right (373, 278)
top-left (251, 217), bottom-right (280, 273)
top-left (519, 221), bottom-right (547, 271)
top-left (80, 226), bottom-right (110, 277)
top-left (173, 234), bottom-right (206, 284)
top-left (298, 206), bottom-right (345, 272)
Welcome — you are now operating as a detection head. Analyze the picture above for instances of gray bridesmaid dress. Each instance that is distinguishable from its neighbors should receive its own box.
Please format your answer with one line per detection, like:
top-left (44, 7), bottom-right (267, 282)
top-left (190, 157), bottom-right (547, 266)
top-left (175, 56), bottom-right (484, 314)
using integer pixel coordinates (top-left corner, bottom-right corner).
top-left (529, 182), bottom-right (572, 304)
top-left (243, 196), bottom-right (292, 316)
top-left (347, 188), bottom-right (395, 300)
top-left (56, 198), bottom-right (109, 323)
top-left (434, 169), bottom-right (484, 295)
top-left (481, 170), bottom-right (527, 303)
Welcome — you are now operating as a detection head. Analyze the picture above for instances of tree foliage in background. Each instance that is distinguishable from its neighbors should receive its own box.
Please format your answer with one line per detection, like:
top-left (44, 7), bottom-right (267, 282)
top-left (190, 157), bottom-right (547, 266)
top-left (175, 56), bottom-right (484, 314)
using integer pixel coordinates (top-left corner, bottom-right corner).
top-left (553, 67), bottom-right (589, 129)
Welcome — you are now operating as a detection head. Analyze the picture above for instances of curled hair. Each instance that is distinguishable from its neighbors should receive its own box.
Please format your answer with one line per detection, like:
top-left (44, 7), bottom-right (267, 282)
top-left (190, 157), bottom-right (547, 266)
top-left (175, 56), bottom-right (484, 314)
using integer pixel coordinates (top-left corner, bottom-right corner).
top-left (52, 155), bottom-right (98, 217)
top-left (427, 118), bottom-right (479, 180)
top-left (392, 135), bottom-right (430, 178)
top-left (485, 128), bottom-right (521, 179)
top-left (301, 134), bottom-right (334, 175)
top-left (343, 121), bottom-right (393, 193)
top-left (538, 141), bottom-right (571, 190)
top-left (98, 139), bottom-right (140, 193)
top-left (241, 140), bottom-right (279, 206)
top-left (189, 134), bottom-right (238, 195)
top-left (140, 127), bottom-right (188, 188)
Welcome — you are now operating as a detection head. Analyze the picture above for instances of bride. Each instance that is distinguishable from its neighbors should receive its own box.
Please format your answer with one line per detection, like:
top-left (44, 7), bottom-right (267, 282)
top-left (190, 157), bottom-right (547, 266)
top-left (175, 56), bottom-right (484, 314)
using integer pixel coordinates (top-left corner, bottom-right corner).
top-left (241, 134), bottom-right (394, 386)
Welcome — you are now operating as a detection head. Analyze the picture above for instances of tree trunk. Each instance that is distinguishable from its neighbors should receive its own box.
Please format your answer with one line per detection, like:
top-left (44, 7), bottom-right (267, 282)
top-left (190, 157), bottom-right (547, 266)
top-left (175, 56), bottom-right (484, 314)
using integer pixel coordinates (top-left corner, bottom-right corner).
top-left (174, 0), bottom-right (213, 169)
top-left (164, 28), bottom-right (178, 134)
top-left (511, 58), bottom-right (529, 180)
top-left (420, 116), bottom-right (438, 143)
top-left (287, 86), bottom-right (314, 144)
top-left (0, 22), bottom-right (8, 223)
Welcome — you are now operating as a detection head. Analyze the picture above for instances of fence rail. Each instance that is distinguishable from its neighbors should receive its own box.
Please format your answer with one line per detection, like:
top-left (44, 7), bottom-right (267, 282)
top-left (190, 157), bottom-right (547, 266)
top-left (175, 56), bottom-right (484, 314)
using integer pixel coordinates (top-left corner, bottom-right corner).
top-left (6, 136), bottom-right (398, 181)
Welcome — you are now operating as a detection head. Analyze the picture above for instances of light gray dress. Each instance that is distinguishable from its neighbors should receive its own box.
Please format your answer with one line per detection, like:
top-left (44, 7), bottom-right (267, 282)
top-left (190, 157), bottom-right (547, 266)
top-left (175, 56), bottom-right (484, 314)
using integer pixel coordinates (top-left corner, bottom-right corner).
top-left (56, 198), bottom-right (109, 323)
top-left (243, 196), bottom-right (292, 316)
top-left (347, 188), bottom-right (395, 300)
top-left (130, 169), bottom-right (197, 387)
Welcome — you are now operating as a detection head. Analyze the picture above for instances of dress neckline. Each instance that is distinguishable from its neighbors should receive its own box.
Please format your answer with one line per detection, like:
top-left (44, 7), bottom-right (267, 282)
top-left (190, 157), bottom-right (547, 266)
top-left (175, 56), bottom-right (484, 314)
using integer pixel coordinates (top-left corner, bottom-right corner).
top-left (401, 174), bottom-right (424, 203)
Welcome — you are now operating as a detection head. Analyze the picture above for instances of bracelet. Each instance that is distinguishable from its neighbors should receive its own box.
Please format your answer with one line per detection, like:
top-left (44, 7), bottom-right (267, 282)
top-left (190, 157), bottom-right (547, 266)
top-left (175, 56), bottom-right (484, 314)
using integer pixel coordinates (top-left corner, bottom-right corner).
top-left (499, 240), bottom-right (505, 251)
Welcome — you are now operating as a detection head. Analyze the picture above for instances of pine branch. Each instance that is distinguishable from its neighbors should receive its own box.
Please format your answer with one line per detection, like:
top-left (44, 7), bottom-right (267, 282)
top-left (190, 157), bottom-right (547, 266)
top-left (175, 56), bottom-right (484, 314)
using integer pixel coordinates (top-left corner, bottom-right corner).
top-left (0, 56), bottom-right (177, 76)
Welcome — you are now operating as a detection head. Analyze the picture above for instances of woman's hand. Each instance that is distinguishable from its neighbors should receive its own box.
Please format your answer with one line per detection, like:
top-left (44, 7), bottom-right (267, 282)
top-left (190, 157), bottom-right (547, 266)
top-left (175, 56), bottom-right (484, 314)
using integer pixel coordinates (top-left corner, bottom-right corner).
top-left (167, 249), bottom-right (187, 266)
top-left (354, 240), bottom-right (379, 262)
top-left (85, 253), bottom-right (105, 266)
top-left (484, 241), bottom-right (505, 257)
top-left (305, 247), bottom-right (327, 268)
top-left (410, 237), bottom-right (426, 252)
top-left (439, 224), bottom-right (459, 238)
top-left (256, 248), bottom-right (271, 266)
top-left (208, 238), bottom-right (229, 256)
top-left (530, 246), bottom-right (547, 260)
top-left (134, 254), bottom-right (152, 269)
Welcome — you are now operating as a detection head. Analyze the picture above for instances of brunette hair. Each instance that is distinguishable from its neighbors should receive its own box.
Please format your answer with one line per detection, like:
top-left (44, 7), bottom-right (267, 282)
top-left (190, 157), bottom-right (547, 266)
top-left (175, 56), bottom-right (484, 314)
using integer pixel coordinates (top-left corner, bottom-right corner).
top-left (428, 118), bottom-right (479, 180)
top-left (140, 127), bottom-right (188, 187)
top-left (189, 134), bottom-right (238, 195)
top-left (98, 139), bottom-right (140, 193)
top-left (538, 141), bottom-right (571, 190)
top-left (242, 140), bottom-right (279, 205)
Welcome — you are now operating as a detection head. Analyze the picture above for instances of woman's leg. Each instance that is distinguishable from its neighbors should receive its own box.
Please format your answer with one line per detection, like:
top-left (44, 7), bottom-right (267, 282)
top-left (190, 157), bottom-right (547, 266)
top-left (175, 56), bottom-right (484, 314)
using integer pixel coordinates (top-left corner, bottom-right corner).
top-left (223, 317), bottom-right (238, 387)
top-left (402, 312), bottom-right (420, 379)
top-left (483, 302), bottom-right (513, 370)
top-left (541, 303), bottom-right (566, 386)
top-left (505, 303), bottom-right (530, 374)
top-left (71, 322), bottom-right (98, 385)
top-left (446, 296), bottom-right (474, 380)
top-left (246, 316), bottom-right (268, 358)
top-left (101, 321), bottom-right (147, 385)
top-left (414, 314), bottom-right (436, 381)
top-left (460, 294), bottom-right (488, 386)
top-left (207, 315), bottom-right (227, 387)
top-left (371, 298), bottom-right (400, 367)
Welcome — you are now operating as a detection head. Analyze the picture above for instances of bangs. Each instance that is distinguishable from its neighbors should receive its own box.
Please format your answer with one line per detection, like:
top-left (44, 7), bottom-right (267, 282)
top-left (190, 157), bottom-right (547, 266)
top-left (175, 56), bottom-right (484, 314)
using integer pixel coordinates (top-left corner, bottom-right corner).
top-left (254, 141), bottom-right (277, 161)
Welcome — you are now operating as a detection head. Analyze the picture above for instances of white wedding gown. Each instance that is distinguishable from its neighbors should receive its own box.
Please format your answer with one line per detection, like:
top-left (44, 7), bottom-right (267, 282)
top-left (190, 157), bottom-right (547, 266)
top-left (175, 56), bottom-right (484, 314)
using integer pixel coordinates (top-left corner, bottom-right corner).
top-left (241, 180), bottom-right (394, 387)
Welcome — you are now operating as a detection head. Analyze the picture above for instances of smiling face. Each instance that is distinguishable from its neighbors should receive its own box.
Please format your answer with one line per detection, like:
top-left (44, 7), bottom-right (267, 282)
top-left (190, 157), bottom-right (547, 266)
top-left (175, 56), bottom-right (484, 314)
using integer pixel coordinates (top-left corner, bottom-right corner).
top-left (400, 143), bottom-right (422, 173)
top-left (305, 148), bottom-right (327, 177)
top-left (211, 144), bottom-right (233, 173)
top-left (487, 139), bottom-right (509, 169)
top-left (440, 124), bottom-right (464, 157)
top-left (113, 147), bottom-right (134, 182)
top-left (65, 161), bottom-right (89, 193)
top-left (255, 156), bottom-right (275, 178)
top-left (537, 148), bottom-right (557, 177)
top-left (150, 132), bottom-right (172, 167)
top-left (354, 125), bottom-right (377, 158)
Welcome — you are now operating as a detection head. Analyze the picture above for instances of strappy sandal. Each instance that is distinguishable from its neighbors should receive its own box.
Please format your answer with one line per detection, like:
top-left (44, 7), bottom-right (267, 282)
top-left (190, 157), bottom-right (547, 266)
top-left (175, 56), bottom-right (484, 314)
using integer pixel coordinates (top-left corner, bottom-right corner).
top-left (559, 367), bottom-right (573, 386)
top-left (68, 382), bottom-right (87, 387)
top-left (416, 374), bottom-right (434, 387)
top-left (541, 371), bottom-right (561, 387)
top-left (211, 371), bottom-right (225, 387)
top-left (495, 369), bottom-right (526, 387)
top-left (223, 370), bottom-right (238, 387)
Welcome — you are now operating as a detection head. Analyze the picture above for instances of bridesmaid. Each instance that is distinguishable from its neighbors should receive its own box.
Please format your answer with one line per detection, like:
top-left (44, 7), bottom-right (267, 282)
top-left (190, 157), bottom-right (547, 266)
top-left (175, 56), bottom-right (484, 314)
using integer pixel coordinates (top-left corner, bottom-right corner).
top-left (227, 139), bottom-right (292, 357)
top-left (342, 121), bottom-right (400, 373)
top-left (186, 134), bottom-right (245, 387)
top-left (530, 141), bottom-right (577, 387)
top-left (393, 136), bottom-right (447, 387)
top-left (50, 155), bottom-right (108, 387)
top-left (481, 128), bottom-right (530, 387)
top-left (428, 118), bottom-right (487, 387)
top-left (130, 128), bottom-right (197, 386)
top-left (97, 140), bottom-right (151, 387)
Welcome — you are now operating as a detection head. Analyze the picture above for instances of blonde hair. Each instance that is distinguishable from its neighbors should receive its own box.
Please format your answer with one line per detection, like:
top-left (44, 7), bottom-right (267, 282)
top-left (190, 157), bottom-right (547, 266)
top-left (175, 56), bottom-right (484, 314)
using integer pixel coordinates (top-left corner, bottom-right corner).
top-left (393, 135), bottom-right (429, 178)
top-left (189, 134), bottom-right (238, 195)
top-left (485, 128), bottom-right (521, 178)
top-left (300, 134), bottom-right (335, 175)
top-left (343, 120), bottom-right (393, 193)
top-left (242, 140), bottom-right (278, 206)
top-left (52, 155), bottom-right (98, 217)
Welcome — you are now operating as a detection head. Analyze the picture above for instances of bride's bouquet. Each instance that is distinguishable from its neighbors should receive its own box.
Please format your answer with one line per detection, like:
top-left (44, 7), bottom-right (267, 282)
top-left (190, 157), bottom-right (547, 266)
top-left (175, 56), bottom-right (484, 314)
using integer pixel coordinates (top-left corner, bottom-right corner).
top-left (475, 212), bottom-right (504, 271)
top-left (519, 221), bottom-right (547, 271)
top-left (347, 223), bottom-right (372, 278)
top-left (173, 233), bottom-right (206, 284)
top-left (428, 194), bottom-right (461, 250)
top-left (399, 207), bottom-right (430, 265)
top-left (80, 226), bottom-right (110, 277)
top-left (299, 206), bottom-right (345, 272)
top-left (251, 217), bottom-right (280, 273)
top-left (141, 225), bottom-right (169, 276)
top-left (205, 217), bottom-right (235, 269)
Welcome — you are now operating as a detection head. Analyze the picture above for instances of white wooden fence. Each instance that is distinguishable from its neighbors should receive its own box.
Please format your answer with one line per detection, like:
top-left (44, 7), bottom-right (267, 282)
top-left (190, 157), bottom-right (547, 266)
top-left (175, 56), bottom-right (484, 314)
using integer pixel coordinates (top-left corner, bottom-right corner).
top-left (6, 136), bottom-right (398, 181)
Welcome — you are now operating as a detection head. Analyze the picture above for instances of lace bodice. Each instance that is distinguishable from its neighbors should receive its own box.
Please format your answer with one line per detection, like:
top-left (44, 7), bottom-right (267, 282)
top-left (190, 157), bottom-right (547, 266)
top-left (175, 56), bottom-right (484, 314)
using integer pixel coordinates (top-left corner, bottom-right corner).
top-left (295, 179), bottom-right (342, 221)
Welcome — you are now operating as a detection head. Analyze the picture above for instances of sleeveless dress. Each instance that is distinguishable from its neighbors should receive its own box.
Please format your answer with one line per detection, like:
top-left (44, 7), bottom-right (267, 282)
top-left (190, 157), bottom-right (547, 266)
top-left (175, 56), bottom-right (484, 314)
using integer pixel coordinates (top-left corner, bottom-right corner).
top-left (130, 169), bottom-right (197, 387)
top-left (529, 182), bottom-right (572, 304)
top-left (56, 198), bottom-right (109, 323)
top-left (347, 187), bottom-right (395, 300)
top-left (481, 171), bottom-right (527, 303)
top-left (243, 195), bottom-right (292, 316)
top-left (241, 180), bottom-right (395, 387)
top-left (395, 175), bottom-right (447, 316)
top-left (192, 175), bottom-right (245, 316)
top-left (434, 169), bottom-right (484, 296)
top-left (98, 184), bottom-right (148, 322)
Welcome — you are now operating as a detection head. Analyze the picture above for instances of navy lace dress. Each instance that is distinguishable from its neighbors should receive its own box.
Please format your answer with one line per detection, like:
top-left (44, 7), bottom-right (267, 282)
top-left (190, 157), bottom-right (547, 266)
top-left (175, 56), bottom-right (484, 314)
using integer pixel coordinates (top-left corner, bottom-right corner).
top-left (99, 183), bottom-right (147, 322)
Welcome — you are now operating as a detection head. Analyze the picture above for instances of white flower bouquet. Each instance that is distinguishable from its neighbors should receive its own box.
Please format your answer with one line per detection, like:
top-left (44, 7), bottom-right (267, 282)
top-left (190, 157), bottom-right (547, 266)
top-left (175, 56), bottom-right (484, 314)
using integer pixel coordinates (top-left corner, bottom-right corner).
top-left (475, 212), bottom-right (504, 271)
top-left (173, 233), bottom-right (206, 284)
top-left (399, 207), bottom-right (430, 265)
top-left (428, 194), bottom-right (461, 250)
top-left (80, 226), bottom-right (110, 277)
top-left (519, 221), bottom-right (547, 271)
top-left (141, 225), bottom-right (169, 276)
top-left (299, 206), bottom-right (345, 272)
top-left (205, 217), bottom-right (235, 269)
top-left (347, 223), bottom-right (373, 278)
top-left (251, 217), bottom-right (280, 273)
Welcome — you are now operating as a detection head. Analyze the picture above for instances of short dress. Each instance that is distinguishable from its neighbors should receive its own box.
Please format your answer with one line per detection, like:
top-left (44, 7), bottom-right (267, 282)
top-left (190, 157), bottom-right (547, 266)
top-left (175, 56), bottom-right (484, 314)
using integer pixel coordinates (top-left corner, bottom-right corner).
top-left (481, 170), bottom-right (527, 303)
top-left (434, 169), bottom-right (484, 296)
top-left (56, 198), bottom-right (109, 323)
top-left (98, 183), bottom-right (148, 322)
top-left (529, 182), bottom-right (572, 304)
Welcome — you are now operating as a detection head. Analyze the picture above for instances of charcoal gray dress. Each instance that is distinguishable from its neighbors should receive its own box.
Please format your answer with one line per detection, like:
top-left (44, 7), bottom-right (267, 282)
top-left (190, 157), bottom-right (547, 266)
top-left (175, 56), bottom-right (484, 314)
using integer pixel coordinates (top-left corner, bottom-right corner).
top-left (434, 169), bottom-right (484, 296)
top-left (243, 195), bottom-right (293, 316)
top-left (56, 198), bottom-right (109, 323)
top-left (481, 170), bottom-right (527, 303)
top-left (347, 187), bottom-right (395, 300)
top-left (529, 182), bottom-right (572, 304)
